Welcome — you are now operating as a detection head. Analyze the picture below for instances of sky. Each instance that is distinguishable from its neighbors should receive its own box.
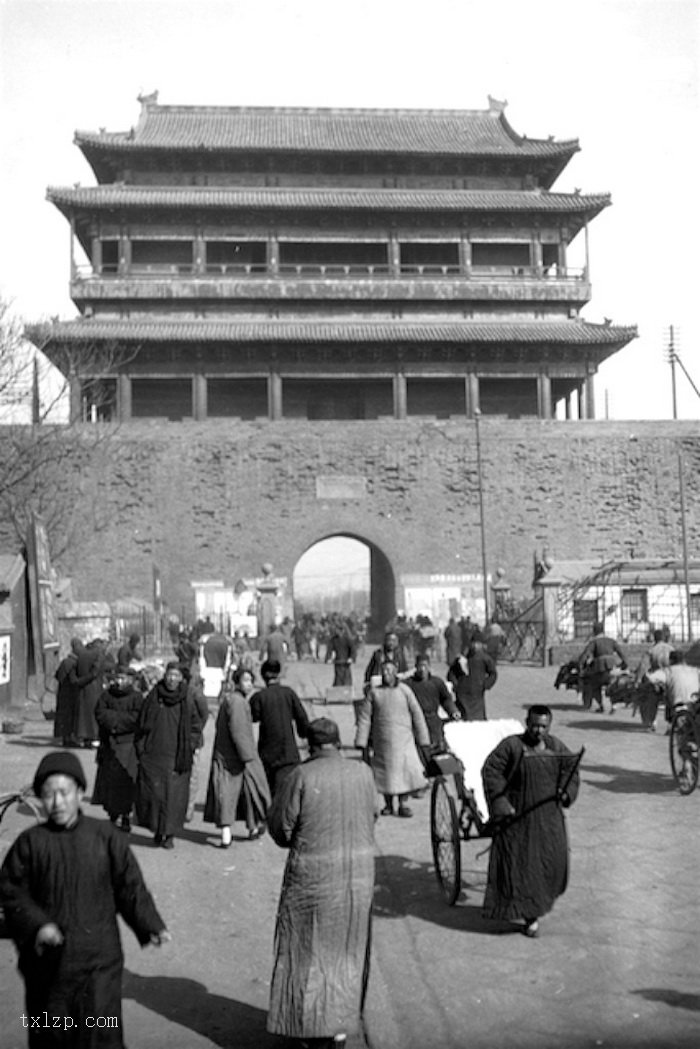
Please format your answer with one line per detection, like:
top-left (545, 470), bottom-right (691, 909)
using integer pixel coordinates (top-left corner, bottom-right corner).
top-left (1, 0), bottom-right (699, 419)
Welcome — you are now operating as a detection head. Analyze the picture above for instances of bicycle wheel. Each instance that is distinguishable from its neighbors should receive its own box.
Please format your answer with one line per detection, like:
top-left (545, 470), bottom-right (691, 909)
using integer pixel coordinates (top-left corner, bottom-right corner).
top-left (430, 777), bottom-right (462, 905)
top-left (669, 709), bottom-right (699, 795)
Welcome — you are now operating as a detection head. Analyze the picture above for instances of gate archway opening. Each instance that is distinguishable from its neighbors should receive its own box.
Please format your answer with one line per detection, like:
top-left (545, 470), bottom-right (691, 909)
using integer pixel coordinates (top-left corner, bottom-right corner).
top-left (292, 535), bottom-right (396, 641)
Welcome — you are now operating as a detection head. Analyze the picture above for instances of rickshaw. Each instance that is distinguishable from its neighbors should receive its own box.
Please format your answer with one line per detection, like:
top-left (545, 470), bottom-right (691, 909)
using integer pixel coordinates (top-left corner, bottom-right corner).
top-left (428, 719), bottom-right (584, 905)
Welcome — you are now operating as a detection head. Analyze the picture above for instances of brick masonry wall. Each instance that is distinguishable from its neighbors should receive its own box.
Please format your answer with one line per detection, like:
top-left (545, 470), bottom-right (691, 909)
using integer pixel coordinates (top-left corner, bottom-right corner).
top-left (19, 419), bottom-right (700, 615)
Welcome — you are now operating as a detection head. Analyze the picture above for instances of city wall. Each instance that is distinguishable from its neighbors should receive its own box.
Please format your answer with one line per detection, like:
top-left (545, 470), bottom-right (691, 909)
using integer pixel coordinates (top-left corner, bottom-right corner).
top-left (28, 418), bottom-right (698, 618)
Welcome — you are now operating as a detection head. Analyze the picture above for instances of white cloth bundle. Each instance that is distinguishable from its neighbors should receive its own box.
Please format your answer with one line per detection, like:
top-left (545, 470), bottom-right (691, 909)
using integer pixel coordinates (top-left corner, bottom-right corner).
top-left (444, 718), bottom-right (524, 822)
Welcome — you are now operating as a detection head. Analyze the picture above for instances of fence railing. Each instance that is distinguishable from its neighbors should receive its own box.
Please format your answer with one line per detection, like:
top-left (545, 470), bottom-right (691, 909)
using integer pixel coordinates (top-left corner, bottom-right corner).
top-left (72, 263), bottom-right (587, 281)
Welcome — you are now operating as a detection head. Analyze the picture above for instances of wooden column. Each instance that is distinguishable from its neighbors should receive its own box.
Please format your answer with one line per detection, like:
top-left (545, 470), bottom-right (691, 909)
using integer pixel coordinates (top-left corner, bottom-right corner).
top-left (584, 371), bottom-right (596, 420)
top-left (564, 392), bottom-right (572, 419)
top-left (268, 235), bottom-right (279, 275)
top-left (538, 372), bottom-right (552, 419)
top-left (531, 234), bottom-right (543, 275)
top-left (459, 235), bottom-right (472, 277)
top-left (193, 374), bottom-right (207, 421)
top-left (194, 231), bottom-right (205, 275)
top-left (91, 236), bottom-right (102, 275)
top-left (465, 372), bottom-right (479, 418)
top-left (268, 372), bottom-right (283, 420)
top-left (388, 234), bottom-right (401, 277)
top-left (117, 374), bottom-right (132, 422)
top-left (393, 372), bottom-right (407, 419)
top-left (69, 377), bottom-right (82, 423)
top-left (118, 233), bottom-right (131, 276)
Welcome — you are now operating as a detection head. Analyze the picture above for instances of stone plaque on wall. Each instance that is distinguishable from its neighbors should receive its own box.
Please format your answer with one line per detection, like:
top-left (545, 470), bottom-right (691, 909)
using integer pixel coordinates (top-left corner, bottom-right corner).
top-left (316, 475), bottom-right (367, 500)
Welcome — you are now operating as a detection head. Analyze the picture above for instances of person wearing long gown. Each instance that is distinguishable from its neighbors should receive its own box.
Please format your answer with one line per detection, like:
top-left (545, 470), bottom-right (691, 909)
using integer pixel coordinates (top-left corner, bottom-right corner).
top-left (204, 667), bottom-right (271, 847)
top-left (267, 718), bottom-right (377, 1048)
top-left (53, 638), bottom-right (90, 747)
top-left (481, 705), bottom-right (580, 938)
top-left (354, 660), bottom-right (431, 818)
top-left (93, 666), bottom-right (143, 832)
top-left (134, 662), bottom-right (202, 849)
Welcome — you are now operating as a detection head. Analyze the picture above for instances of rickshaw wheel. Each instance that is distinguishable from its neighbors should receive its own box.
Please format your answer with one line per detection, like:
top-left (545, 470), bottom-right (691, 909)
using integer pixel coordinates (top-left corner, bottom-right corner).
top-left (430, 777), bottom-right (461, 905)
top-left (670, 707), bottom-right (699, 795)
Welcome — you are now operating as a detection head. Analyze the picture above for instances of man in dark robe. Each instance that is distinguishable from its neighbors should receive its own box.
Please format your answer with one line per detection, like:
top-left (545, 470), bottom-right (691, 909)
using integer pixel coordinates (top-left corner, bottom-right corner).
top-left (267, 718), bottom-right (377, 1049)
top-left (406, 654), bottom-right (461, 751)
top-left (53, 638), bottom-right (90, 748)
top-left (482, 705), bottom-right (580, 938)
top-left (250, 660), bottom-right (309, 794)
top-left (447, 636), bottom-right (498, 720)
top-left (134, 661), bottom-right (202, 848)
top-left (93, 666), bottom-right (143, 832)
top-left (326, 623), bottom-right (357, 687)
top-left (0, 751), bottom-right (170, 1048)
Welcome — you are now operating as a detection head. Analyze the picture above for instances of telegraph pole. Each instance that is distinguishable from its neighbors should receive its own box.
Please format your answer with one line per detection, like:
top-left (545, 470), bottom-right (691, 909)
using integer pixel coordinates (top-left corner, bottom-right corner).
top-left (474, 410), bottom-right (490, 622)
top-left (666, 325), bottom-right (678, 419)
top-left (678, 453), bottom-right (693, 642)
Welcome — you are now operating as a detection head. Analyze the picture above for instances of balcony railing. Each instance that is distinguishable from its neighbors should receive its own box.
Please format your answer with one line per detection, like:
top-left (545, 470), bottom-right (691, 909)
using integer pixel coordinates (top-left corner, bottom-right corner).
top-left (74, 262), bottom-right (587, 281)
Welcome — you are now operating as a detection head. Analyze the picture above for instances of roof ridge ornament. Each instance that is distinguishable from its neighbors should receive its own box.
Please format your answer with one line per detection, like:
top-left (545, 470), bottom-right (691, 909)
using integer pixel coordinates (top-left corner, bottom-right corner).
top-left (137, 89), bottom-right (159, 107)
top-left (487, 95), bottom-right (508, 113)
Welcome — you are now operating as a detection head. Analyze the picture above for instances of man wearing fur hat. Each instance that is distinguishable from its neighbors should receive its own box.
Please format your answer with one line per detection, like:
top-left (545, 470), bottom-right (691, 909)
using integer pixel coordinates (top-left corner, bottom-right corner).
top-left (0, 752), bottom-right (170, 1047)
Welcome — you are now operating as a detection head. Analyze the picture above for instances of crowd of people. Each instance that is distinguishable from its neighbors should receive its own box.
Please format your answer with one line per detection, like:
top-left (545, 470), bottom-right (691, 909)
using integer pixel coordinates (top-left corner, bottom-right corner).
top-left (11, 608), bottom-right (698, 1047)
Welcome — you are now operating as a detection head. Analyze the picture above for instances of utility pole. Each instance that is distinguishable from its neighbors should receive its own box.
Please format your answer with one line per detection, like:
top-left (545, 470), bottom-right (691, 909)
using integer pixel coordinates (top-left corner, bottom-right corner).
top-left (474, 410), bottom-right (490, 622)
top-left (678, 453), bottom-right (693, 642)
top-left (666, 325), bottom-right (678, 419)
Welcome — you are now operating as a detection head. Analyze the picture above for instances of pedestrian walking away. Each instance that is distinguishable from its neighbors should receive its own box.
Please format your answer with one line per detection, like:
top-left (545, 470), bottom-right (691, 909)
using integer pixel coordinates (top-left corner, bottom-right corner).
top-left (267, 717), bottom-right (377, 1049)
top-left (481, 704), bottom-right (581, 938)
top-left (250, 659), bottom-right (310, 795)
top-left (0, 751), bottom-right (170, 1049)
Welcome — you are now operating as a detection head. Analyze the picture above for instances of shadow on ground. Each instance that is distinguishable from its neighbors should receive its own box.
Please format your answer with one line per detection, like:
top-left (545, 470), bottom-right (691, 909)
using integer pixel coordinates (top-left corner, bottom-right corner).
top-left (631, 988), bottom-right (700, 1012)
top-left (582, 762), bottom-right (675, 795)
top-left (373, 853), bottom-right (514, 937)
top-left (123, 971), bottom-right (280, 1049)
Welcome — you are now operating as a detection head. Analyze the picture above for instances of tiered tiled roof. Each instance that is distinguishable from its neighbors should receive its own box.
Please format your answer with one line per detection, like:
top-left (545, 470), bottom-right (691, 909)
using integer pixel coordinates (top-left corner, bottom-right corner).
top-left (48, 185), bottom-right (609, 217)
top-left (75, 101), bottom-right (578, 159)
top-left (48, 317), bottom-right (636, 346)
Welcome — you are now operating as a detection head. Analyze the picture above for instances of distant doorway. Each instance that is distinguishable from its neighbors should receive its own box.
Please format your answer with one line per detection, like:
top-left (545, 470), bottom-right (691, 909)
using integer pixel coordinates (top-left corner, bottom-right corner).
top-left (292, 535), bottom-right (395, 640)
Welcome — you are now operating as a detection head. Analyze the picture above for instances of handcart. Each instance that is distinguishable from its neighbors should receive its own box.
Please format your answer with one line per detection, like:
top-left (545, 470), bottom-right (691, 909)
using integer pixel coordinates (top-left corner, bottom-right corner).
top-left (428, 719), bottom-right (584, 905)
top-left (428, 718), bottom-right (523, 905)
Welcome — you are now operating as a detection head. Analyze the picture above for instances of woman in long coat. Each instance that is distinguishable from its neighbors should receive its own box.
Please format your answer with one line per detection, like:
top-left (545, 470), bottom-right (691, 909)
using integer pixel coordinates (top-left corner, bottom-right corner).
top-left (354, 660), bottom-right (430, 817)
top-left (93, 666), bottom-right (143, 832)
top-left (204, 667), bottom-right (271, 847)
top-left (134, 662), bottom-right (201, 849)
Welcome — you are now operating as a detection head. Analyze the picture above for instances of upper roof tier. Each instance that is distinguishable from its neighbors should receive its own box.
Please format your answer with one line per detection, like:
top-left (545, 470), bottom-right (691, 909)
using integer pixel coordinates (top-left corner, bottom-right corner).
top-left (75, 95), bottom-right (579, 186)
top-left (48, 185), bottom-right (609, 235)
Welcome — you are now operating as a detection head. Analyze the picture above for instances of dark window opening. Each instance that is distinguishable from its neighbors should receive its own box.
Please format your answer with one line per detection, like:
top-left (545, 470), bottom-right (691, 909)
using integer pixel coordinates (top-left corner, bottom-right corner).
top-left (278, 242), bottom-right (387, 274)
top-left (206, 241), bottom-right (266, 274)
top-left (100, 241), bottom-right (119, 275)
top-left (479, 378), bottom-right (538, 419)
top-left (542, 244), bottom-right (559, 270)
top-left (81, 378), bottom-right (117, 422)
top-left (620, 589), bottom-right (648, 640)
top-left (283, 378), bottom-right (393, 420)
top-left (400, 242), bottom-right (460, 273)
top-left (472, 242), bottom-right (530, 270)
top-left (131, 241), bottom-right (193, 274)
top-left (132, 379), bottom-right (192, 421)
top-left (406, 378), bottom-right (465, 418)
top-left (207, 378), bottom-right (268, 418)
top-left (573, 599), bottom-right (599, 640)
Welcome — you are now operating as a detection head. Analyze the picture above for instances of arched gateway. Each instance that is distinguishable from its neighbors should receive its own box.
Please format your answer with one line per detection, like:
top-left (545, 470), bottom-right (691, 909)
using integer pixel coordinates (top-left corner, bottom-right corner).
top-left (292, 534), bottom-right (396, 641)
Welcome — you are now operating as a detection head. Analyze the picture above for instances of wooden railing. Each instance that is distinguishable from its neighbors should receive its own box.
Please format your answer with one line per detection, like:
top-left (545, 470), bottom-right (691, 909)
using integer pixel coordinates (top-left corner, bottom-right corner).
top-left (73, 263), bottom-right (587, 281)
